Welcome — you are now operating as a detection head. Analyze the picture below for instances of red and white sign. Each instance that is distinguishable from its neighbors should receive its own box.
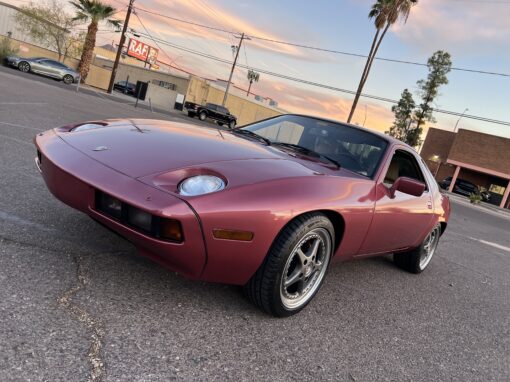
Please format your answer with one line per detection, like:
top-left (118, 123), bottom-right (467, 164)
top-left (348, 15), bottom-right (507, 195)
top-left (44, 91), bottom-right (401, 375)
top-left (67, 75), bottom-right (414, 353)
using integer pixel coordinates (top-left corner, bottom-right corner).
top-left (127, 38), bottom-right (158, 64)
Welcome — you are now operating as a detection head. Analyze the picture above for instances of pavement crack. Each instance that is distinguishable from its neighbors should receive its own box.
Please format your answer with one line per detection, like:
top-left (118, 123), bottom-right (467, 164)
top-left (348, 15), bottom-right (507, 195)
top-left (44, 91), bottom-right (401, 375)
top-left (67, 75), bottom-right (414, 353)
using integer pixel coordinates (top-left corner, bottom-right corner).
top-left (57, 255), bottom-right (106, 382)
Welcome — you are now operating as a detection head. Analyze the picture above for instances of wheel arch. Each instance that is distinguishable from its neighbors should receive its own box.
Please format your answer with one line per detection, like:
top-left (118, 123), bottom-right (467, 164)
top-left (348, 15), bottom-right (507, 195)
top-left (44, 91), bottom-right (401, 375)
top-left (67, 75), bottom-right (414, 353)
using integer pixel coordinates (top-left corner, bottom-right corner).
top-left (280, 209), bottom-right (345, 254)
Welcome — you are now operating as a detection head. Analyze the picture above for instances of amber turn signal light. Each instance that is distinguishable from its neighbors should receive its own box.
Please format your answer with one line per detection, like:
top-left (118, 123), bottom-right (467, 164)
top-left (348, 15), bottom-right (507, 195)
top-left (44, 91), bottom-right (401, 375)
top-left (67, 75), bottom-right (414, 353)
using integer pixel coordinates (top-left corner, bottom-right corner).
top-left (213, 229), bottom-right (254, 241)
top-left (159, 218), bottom-right (183, 242)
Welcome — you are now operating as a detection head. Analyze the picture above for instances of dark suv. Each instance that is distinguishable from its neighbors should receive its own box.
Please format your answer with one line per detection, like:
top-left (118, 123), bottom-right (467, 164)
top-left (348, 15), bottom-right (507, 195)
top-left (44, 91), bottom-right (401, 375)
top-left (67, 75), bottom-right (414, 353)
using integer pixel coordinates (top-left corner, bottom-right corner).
top-left (185, 102), bottom-right (237, 128)
top-left (440, 177), bottom-right (490, 201)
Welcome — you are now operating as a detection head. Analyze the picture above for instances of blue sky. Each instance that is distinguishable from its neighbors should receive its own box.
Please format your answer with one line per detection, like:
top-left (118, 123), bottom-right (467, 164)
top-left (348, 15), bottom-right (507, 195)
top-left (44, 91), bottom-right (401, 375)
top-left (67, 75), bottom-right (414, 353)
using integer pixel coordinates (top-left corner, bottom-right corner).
top-left (7, 0), bottom-right (510, 138)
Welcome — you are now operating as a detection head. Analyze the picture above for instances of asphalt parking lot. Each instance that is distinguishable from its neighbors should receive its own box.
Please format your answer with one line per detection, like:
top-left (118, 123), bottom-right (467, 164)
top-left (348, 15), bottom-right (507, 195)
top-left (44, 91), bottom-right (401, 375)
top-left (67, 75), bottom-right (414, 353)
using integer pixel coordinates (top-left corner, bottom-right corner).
top-left (0, 67), bottom-right (509, 382)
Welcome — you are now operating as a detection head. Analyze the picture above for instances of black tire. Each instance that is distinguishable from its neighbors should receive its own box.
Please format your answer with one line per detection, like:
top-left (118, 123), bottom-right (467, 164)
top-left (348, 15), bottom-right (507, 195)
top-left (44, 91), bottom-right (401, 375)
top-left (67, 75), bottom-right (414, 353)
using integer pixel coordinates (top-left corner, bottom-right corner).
top-left (187, 111), bottom-right (196, 118)
top-left (244, 213), bottom-right (334, 317)
top-left (199, 111), bottom-right (207, 121)
top-left (63, 75), bottom-right (74, 84)
top-left (18, 61), bottom-right (31, 73)
top-left (229, 120), bottom-right (236, 129)
top-left (394, 224), bottom-right (441, 274)
top-left (217, 122), bottom-right (224, 126)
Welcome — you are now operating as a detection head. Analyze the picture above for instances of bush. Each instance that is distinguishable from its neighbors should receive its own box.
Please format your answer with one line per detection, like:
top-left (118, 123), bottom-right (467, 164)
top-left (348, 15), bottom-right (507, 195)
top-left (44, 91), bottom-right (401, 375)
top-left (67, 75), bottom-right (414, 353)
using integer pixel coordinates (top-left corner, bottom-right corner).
top-left (0, 37), bottom-right (19, 64)
top-left (469, 192), bottom-right (482, 204)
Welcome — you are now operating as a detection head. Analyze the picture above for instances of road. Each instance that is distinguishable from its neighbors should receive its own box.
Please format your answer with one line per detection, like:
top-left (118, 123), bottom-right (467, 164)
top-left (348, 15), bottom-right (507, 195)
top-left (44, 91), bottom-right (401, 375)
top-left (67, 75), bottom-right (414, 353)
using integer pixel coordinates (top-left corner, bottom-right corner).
top-left (0, 67), bottom-right (509, 382)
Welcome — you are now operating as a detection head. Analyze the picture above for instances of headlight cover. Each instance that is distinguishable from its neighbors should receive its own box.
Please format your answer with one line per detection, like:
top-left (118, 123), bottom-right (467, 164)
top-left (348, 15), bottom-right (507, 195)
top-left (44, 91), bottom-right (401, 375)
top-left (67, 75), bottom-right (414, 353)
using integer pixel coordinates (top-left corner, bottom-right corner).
top-left (178, 175), bottom-right (225, 196)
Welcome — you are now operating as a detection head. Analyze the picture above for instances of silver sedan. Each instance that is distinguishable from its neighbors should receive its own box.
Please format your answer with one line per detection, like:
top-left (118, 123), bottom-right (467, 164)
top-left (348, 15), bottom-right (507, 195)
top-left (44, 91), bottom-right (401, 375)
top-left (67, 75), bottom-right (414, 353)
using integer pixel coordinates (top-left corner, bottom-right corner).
top-left (5, 56), bottom-right (80, 84)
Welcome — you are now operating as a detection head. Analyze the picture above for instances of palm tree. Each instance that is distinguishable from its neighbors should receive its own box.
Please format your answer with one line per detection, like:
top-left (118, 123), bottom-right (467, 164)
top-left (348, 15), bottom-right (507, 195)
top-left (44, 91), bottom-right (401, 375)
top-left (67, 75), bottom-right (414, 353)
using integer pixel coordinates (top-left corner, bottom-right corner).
top-left (70, 0), bottom-right (119, 81)
top-left (246, 69), bottom-right (260, 96)
top-left (346, 0), bottom-right (417, 123)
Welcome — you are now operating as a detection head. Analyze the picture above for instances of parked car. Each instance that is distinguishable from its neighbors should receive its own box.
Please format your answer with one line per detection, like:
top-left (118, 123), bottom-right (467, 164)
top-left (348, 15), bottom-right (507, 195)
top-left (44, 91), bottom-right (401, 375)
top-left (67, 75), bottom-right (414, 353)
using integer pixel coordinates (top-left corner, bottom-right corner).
top-left (5, 56), bottom-right (79, 84)
top-left (185, 101), bottom-right (237, 128)
top-left (34, 114), bottom-right (449, 317)
top-left (440, 177), bottom-right (490, 201)
top-left (113, 80), bottom-right (136, 96)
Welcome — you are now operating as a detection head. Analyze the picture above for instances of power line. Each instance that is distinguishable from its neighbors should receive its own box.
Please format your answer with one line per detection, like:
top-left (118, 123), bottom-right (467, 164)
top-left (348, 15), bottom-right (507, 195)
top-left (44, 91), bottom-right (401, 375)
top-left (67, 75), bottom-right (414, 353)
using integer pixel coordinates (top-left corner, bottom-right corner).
top-left (132, 30), bottom-right (510, 127)
top-left (132, 5), bottom-right (510, 78)
top-left (133, 11), bottom-right (185, 72)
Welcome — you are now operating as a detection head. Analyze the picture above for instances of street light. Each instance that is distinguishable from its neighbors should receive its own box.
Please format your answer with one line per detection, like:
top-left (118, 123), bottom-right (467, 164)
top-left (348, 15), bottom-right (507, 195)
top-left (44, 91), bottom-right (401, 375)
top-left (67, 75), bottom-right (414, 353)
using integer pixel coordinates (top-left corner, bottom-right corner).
top-left (453, 108), bottom-right (469, 132)
top-left (429, 154), bottom-right (442, 178)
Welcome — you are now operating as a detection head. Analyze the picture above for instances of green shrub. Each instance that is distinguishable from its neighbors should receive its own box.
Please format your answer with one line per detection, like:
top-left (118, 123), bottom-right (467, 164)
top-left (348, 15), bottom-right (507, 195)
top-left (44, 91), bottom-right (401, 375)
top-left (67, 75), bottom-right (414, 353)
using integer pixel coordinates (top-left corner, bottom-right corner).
top-left (0, 37), bottom-right (19, 64)
top-left (469, 192), bottom-right (482, 204)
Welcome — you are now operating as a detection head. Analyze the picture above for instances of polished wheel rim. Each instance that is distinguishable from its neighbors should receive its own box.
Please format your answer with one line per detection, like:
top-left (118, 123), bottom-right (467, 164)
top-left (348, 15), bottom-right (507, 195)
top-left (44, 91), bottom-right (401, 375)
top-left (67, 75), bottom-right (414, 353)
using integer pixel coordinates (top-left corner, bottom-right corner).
top-left (63, 75), bottom-right (73, 84)
top-left (419, 227), bottom-right (440, 270)
top-left (19, 63), bottom-right (29, 72)
top-left (280, 228), bottom-right (332, 310)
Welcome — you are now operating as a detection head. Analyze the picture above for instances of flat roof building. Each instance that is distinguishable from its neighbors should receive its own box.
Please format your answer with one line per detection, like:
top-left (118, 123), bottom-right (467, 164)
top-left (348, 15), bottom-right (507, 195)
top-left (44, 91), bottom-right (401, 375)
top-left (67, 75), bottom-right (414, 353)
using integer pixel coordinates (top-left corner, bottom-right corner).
top-left (421, 127), bottom-right (510, 209)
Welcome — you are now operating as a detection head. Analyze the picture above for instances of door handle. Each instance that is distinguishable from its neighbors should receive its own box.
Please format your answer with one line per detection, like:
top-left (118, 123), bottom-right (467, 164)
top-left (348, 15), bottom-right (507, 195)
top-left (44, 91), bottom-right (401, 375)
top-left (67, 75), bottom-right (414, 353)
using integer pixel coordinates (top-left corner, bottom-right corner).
top-left (427, 200), bottom-right (433, 209)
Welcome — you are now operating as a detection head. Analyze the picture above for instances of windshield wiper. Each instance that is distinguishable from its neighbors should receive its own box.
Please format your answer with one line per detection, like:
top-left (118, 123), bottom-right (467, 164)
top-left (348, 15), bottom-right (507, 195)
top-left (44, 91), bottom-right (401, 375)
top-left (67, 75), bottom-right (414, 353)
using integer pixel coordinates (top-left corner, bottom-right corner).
top-left (232, 129), bottom-right (271, 145)
top-left (272, 142), bottom-right (341, 168)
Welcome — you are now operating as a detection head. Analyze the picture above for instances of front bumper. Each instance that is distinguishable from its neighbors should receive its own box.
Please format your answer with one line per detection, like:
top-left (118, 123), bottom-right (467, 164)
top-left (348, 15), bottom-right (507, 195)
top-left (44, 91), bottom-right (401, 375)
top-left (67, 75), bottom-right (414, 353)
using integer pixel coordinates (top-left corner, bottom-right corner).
top-left (35, 130), bottom-right (207, 279)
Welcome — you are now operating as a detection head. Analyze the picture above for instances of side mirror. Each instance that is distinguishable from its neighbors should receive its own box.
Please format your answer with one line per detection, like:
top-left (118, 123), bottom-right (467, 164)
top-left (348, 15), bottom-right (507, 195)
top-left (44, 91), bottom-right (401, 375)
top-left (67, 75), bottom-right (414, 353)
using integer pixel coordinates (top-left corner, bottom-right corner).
top-left (389, 176), bottom-right (426, 198)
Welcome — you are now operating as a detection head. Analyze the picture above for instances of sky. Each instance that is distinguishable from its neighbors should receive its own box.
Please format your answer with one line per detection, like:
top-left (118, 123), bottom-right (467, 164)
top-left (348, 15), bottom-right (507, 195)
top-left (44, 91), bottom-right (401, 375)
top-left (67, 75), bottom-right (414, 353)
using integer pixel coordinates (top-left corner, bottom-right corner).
top-left (6, 0), bottom-right (510, 139)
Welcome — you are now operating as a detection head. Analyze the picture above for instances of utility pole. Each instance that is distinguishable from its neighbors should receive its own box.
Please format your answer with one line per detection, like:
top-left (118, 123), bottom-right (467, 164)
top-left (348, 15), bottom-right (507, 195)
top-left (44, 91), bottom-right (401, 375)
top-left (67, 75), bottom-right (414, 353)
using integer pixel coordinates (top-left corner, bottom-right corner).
top-left (222, 33), bottom-right (248, 106)
top-left (107, 0), bottom-right (135, 94)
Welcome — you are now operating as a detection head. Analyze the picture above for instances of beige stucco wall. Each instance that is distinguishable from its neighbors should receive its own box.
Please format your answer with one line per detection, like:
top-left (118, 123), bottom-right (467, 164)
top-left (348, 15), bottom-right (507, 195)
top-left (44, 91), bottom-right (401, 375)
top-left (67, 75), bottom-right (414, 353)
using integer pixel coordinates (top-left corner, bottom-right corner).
top-left (146, 83), bottom-right (178, 111)
top-left (186, 76), bottom-right (282, 126)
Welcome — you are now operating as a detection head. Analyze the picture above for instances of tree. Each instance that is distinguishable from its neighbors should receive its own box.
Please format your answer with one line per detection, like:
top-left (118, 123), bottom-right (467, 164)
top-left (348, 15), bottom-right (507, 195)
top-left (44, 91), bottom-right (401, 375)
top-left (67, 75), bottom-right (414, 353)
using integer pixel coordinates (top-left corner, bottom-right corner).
top-left (347, 0), bottom-right (418, 123)
top-left (70, 0), bottom-right (119, 81)
top-left (246, 69), bottom-right (260, 96)
top-left (387, 50), bottom-right (452, 147)
top-left (0, 37), bottom-right (19, 62)
top-left (412, 50), bottom-right (452, 144)
top-left (386, 89), bottom-right (416, 144)
top-left (15, 0), bottom-right (79, 62)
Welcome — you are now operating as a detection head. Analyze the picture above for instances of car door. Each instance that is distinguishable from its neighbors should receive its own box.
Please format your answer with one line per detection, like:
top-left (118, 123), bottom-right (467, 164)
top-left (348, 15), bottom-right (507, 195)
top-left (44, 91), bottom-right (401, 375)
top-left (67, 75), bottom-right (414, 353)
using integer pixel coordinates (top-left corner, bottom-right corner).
top-left (218, 106), bottom-right (229, 123)
top-left (35, 59), bottom-right (58, 77)
top-left (358, 146), bottom-right (435, 255)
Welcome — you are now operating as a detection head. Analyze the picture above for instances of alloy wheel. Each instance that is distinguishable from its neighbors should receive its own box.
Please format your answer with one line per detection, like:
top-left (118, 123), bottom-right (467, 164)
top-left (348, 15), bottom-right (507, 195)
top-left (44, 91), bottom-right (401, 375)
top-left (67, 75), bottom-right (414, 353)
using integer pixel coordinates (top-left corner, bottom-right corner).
top-left (419, 226), bottom-right (440, 270)
top-left (280, 228), bottom-right (332, 310)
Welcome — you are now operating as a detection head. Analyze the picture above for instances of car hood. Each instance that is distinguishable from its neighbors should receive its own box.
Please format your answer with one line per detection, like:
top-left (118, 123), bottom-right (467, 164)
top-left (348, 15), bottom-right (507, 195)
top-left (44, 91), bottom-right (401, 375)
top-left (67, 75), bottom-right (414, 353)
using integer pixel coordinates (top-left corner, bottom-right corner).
top-left (57, 119), bottom-right (296, 178)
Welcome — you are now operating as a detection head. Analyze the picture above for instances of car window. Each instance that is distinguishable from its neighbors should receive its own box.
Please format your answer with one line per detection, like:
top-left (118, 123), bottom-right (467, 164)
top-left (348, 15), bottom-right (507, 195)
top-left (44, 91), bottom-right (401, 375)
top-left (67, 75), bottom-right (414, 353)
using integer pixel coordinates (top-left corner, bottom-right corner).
top-left (206, 103), bottom-right (217, 110)
top-left (384, 149), bottom-right (428, 190)
top-left (243, 115), bottom-right (388, 178)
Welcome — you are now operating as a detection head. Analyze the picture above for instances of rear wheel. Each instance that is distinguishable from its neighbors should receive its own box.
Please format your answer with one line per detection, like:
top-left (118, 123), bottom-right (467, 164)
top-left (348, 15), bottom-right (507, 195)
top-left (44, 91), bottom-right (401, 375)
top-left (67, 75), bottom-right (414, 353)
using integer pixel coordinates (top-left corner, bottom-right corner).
top-left (394, 224), bottom-right (441, 273)
top-left (199, 111), bottom-right (207, 121)
top-left (229, 120), bottom-right (236, 129)
top-left (18, 61), bottom-right (30, 72)
top-left (244, 213), bottom-right (334, 317)
top-left (63, 75), bottom-right (74, 84)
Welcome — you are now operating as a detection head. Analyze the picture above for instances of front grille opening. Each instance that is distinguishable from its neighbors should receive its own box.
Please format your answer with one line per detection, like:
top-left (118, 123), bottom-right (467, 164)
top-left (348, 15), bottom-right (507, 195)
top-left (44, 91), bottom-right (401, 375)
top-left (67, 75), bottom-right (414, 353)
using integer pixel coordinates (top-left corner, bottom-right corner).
top-left (94, 190), bottom-right (183, 242)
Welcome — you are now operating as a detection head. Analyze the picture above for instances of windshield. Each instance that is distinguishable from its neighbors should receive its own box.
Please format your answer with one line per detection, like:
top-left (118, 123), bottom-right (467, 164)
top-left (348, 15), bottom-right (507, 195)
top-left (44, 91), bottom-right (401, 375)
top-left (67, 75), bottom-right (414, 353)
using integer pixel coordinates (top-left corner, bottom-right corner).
top-left (242, 115), bottom-right (388, 178)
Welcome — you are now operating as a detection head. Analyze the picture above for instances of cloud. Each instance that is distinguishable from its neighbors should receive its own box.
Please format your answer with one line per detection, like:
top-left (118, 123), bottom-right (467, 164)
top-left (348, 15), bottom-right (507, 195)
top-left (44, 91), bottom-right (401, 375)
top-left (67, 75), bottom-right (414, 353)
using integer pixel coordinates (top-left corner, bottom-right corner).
top-left (392, 0), bottom-right (510, 55)
top-left (244, 77), bottom-right (394, 133)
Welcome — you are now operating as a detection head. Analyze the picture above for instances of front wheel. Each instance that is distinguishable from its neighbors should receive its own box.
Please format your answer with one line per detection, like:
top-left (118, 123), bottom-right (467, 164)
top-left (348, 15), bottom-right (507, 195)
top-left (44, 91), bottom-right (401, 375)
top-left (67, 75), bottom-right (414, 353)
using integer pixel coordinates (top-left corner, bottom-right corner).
top-left (63, 75), bottom-right (74, 84)
top-left (199, 111), bottom-right (207, 121)
top-left (228, 120), bottom-right (236, 129)
top-left (394, 224), bottom-right (441, 273)
top-left (18, 61), bottom-right (31, 72)
top-left (244, 213), bottom-right (334, 317)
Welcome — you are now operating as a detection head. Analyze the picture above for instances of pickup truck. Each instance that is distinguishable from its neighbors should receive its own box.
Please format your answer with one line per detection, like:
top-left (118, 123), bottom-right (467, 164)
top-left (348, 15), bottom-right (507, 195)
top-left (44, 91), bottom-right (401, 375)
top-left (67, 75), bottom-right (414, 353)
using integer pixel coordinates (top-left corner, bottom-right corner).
top-left (185, 102), bottom-right (237, 129)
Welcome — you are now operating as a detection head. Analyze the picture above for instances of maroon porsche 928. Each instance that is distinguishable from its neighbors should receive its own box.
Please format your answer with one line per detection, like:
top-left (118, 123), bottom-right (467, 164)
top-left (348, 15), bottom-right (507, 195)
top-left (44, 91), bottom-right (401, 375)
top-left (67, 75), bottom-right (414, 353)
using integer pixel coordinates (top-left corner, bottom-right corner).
top-left (35, 114), bottom-right (450, 317)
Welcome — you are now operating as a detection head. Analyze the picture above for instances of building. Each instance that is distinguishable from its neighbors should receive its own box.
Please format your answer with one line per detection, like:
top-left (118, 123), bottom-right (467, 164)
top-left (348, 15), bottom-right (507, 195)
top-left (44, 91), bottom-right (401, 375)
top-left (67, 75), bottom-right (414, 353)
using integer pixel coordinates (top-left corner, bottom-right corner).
top-left (421, 127), bottom-right (510, 209)
top-left (0, 1), bottom-right (67, 48)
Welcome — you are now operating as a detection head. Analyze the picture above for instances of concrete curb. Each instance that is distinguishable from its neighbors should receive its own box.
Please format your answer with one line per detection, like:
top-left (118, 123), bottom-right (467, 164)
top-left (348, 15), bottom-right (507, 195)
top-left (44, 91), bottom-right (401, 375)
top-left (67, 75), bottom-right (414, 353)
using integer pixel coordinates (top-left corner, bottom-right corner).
top-left (445, 191), bottom-right (510, 217)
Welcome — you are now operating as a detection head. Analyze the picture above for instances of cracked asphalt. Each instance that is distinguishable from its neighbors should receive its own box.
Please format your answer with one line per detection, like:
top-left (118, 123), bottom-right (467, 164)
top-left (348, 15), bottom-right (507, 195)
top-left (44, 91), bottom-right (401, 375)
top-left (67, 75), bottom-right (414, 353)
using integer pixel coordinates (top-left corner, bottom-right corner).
top-left (0, 66), bottom-right (509, 381)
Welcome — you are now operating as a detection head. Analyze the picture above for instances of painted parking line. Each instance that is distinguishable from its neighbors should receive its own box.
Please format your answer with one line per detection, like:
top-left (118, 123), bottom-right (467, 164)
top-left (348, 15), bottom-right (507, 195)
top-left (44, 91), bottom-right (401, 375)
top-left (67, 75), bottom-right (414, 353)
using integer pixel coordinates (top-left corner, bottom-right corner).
top-left (0, 102), bottom-right (47, 105)
top-left (473, 238), bottom-right (510, 253)
top-left (449, 231), bottom-right (510, 253)
top-left (0, 121), bottom-right (42, 131)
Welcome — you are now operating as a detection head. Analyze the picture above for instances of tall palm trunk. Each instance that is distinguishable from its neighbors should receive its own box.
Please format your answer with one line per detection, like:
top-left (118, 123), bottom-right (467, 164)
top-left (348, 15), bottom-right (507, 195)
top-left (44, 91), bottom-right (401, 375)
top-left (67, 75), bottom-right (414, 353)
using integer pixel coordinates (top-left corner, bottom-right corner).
top-left (77, 21), bottom-right (98, 81)
top-left (347, 29), bottom-right (380, 123)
